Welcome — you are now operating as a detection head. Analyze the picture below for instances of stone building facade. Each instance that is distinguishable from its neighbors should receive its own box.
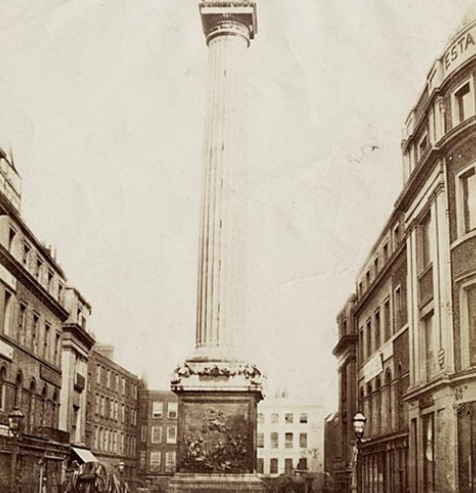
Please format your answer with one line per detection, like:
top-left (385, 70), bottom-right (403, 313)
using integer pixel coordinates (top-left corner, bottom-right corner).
top-left (85, 345), bottom-right (139, 480)
top-left (256, 397), bottom-right (327, 477)
top-left (332, 12), bottom-right (476, 493)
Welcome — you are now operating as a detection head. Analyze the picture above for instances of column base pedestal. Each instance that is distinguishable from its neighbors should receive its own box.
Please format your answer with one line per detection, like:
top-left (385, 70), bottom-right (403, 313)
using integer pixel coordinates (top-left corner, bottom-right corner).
top-left (168, 473), bottom-right (264, 493)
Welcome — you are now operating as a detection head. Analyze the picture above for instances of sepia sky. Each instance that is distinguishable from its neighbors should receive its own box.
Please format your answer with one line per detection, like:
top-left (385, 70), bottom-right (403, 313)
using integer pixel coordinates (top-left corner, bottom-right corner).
top-left (0, 0), bottom-right (474, 407)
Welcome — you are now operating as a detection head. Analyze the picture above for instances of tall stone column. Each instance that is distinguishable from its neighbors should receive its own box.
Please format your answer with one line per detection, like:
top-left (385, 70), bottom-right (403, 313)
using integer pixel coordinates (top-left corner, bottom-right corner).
top-left (170, 2), bottom-right (264, 492)
top-left (193, 2), bottom-right (255, 362)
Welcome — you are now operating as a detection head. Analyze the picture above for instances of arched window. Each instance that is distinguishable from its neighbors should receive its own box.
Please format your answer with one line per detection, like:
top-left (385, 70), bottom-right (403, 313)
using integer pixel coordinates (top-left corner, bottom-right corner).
top-left (28, 379), bottom-right (37, 431)
top-left (52, 389), bottom-right (59, 428)
top-left (41, 385), bottom-right (47, 427)
top-left (375, 377), bottom-right (382, 436)
top-left (384, 369), bottom-right (393, 434)
top-left (396, 363), bottom-right (404, 430)
top-left (14, 373), bottom-right (23, 408)
top-left (366, 382), bottom-right (373, 437)
top-left (0, 366), bottom-right (7, 411)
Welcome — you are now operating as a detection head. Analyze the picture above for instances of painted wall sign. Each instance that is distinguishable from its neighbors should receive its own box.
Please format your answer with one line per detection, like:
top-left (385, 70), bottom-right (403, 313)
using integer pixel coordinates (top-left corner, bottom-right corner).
top-left (363, 352), bottom-right (383, 382)
top-left (0, 339), bottom-right (14, 361)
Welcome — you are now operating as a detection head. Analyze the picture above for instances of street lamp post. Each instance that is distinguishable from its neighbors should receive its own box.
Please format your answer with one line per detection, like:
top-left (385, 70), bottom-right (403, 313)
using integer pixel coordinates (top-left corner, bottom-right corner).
top-left (8, 407), bottom-right (25, 493)
top-left (351, 412), bottom-right (367, 493)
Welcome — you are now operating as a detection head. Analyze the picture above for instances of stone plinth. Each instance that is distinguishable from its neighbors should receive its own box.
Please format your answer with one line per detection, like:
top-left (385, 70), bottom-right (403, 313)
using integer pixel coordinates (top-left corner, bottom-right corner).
top-left (168, 473), bottom-right (264, 493)
top-left (170, 361), bottom-right (264, 492)
top-left (171, 361), bottom-right (264, 474)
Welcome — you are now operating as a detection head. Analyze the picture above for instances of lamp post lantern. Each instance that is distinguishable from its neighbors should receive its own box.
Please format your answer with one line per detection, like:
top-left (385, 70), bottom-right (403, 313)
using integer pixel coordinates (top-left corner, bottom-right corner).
top-left (8, 407), bottom-right (25, 493)
top-left (351, 412), bottom-right (367, 493)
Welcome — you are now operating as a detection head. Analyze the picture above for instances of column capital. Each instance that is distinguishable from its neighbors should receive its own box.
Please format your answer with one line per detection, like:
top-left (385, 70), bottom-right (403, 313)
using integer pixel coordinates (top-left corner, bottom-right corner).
top-left (199, 1), bottom-right (258, 45)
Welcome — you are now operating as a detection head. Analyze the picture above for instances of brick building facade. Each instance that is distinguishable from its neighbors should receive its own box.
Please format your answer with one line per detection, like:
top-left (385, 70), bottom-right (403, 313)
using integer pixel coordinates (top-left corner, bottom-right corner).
top-left (85, 345), bottom-right (139, 480)
top-left (137, 389), bottom-right (178, 489)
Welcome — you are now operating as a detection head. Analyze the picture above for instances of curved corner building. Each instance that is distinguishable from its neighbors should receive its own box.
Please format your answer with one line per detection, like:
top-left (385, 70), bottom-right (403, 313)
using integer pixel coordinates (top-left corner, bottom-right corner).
top-left (332, 11), bottom-right (476, 493)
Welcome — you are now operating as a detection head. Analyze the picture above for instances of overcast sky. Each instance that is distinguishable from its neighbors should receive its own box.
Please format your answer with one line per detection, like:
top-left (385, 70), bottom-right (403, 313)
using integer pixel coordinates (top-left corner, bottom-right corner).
top-left (0, 0), bottom-right (474, 407)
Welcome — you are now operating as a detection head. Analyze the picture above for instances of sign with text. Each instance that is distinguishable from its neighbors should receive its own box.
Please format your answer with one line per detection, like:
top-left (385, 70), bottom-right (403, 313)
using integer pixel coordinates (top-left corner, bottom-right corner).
top-left (363, 352), bottom-right (383, 383)
top-left (443, 23), bottom-right (476, 81)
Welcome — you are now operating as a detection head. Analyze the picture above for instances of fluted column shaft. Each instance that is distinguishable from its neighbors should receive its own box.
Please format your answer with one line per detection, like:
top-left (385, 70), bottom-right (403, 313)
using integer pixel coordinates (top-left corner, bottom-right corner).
top-left (193, 20), bottom-right (251, 361)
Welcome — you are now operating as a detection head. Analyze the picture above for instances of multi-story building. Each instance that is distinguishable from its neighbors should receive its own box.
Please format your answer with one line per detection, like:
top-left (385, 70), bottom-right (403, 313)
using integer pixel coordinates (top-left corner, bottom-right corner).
top-left (137, 389), bottom-right (178, 489)
top-left (256, 397), bottom-right (327, 477)
top-left (59, 287), bottom-right (94, 448)
top-left (0, 148), bottom-right (91, 492)
top-left (332, 10), bottom-right (476, 493)
top-left (400, 13), bottom-right (476, 493)
top-left (85, 345), bottom-right (139, 480)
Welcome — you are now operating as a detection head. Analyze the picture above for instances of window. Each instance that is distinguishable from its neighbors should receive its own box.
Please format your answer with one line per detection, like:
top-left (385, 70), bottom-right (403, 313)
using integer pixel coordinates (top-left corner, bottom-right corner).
top-left (58, 282), bottom-right (64, 302)
top-left (423, 413), bottom-right (435, 491)
top-left (394, 287), bottom-right (402, 331)
top-left (271, 413), bottom-right (279, 424)
top-left (168, 401), bottom-right (178, 419)
top-left (151, 426), bottom-right (162, 444)
top-left (458, 166), bottom-right (476, 235)
top-left (383, 298), bottom-right (391, 342)
top-left (47, 270), bottom-right (54, 292)
top-left (358, 327), bottom-right (364, 364)
top-left (374, 309), bottom-right (381, 349)
top-left (167, 425), bottom-right (177, 444)
top-left (165, 451), bottom-right (176, 473)
top-left (285, 413), bottom-right (293, 424)
top-left (285, 458), bottom-right (293, 474)
top-left (44, 322), bottom-right (51, 360)
top-left (417, 133), bottom-right (429, 161)
top-left (257, 458), bottom-right (264, 474)
top-left (2, 290), bottom-right (12, 335)
top-left (14, 374), bottom-right (22, 407)
top-left (257, 432), bottom-right (264, 448)
top-left (299, 433), bottom-right (308, 448)
top-left (270, 458), bottom-right (278, 474)
top-left (462, 282), bottom-right (476, 367)
top-left (453, 80), bottom-right (475, 124)
top-left (32, 313), bottom-right (40, 353)
top-left (366, 319), bottom-right (372, 358)
top-left (419, 212), bottom-right (432, 272)
top-left (393, 224), bottom-right (400, 249)
top-left (54, 333), bottom-right (61, 366)
top-left (258, 413), bottom-right (264, 424)
top-left (8, 228), bottom-right (16, 253)
top-left (422, 312), bottom-right (436, 381)
top-left (285, 432), bottom-right (293, 449)
top-left (152, 401), bottom-right (163, 418)
top-left (150, 452), bottom-right (161, 472)
top-left (383, 242), bottom-right (389, 262)
top-left (0, 367), bottom-right (6, 411)
top-left (36, 257), bottom-right (43, 281)
top-left (366, 270), bottom-right (371, 288)
top-left (18, 303), bottom-right (27, 344)
top-left (139, 451), bottom-right (146, 470)
top-left (22, 242), bottom-right (31, 266)
top-left (270, 432), bottom-right (279, 448)
top-left (299, 413), bottom-right (308, 424)
top-left (374, 257), bottom-right (379, 276)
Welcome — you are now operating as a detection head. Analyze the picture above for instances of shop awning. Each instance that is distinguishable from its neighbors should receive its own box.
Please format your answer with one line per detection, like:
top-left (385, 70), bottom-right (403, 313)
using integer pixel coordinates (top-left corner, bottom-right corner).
top-left (72, 447), bottom-right (98, 463)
